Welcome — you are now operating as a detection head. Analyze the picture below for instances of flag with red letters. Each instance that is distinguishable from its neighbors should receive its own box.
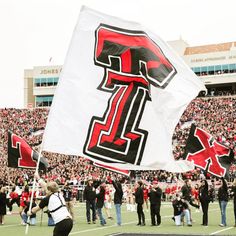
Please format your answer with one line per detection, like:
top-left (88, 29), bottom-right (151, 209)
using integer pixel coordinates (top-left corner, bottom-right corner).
top-left (184, 124), bottom-right (234, 178)
top-left (42, 6), bottom-right (205, 172)
top-left (8, 131), bottom-right (48, 171)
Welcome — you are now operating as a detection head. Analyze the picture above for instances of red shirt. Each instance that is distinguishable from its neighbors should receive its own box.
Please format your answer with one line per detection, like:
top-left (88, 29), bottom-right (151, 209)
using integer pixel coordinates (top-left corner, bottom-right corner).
top-left (20, 191), bottom-right (30, 207)
top-left (143, 188), bottom-right (148, 200)
top-left (10, 192), bottom-right (18, 199)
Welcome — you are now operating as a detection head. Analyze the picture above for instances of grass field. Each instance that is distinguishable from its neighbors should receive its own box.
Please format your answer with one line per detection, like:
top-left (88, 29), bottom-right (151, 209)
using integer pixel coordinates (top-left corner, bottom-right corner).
top-left (0, 202), bottom-right (235, 236)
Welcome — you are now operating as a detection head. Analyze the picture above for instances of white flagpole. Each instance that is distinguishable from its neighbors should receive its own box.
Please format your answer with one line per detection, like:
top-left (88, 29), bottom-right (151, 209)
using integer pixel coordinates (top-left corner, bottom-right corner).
top-left (25, 143), bottom-right (44, 235)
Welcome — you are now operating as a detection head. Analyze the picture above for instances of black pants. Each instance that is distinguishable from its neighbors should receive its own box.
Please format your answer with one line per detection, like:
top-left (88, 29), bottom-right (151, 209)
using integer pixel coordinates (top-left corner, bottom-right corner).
top-left (150, 204), bottom-right (161, 225)
top-left (7, 198), bottom-right (20, 211)
top-left (86, 200), bottom-right (96, 222)
top-left (189, 199), bottom-right (199, 209)
top-left (200, 200), bottom-right (209, 225)
top-left (137, 203), bottom-right (145, 224)
top-left (53, 218), bottom-right (73, 236)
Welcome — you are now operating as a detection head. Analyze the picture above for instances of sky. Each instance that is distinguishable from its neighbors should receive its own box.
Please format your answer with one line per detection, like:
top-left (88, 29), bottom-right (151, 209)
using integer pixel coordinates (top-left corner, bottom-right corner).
top-left (0, 0), bottom-right (235, 108)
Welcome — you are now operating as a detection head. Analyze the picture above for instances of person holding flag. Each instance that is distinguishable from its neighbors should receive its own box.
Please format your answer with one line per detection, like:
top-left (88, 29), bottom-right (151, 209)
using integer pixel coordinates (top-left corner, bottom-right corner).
top-left (96, 181), bottom-right (106, 226)
top-left (28, 173), bottom-right (73, 236)
top-left (199, 179), bottom-right (210, 226)
top-left (112, 177), bottom-right (123, 226)
top-left (218, 177), bottom-right (229, 227)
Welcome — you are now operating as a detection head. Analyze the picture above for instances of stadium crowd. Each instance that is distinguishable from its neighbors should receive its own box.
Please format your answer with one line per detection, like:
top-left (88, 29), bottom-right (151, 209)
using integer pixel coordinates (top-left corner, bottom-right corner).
top-left (0, 95), bottom-right (235, 186)
top-left (0, 94), bottom-right (236, 230)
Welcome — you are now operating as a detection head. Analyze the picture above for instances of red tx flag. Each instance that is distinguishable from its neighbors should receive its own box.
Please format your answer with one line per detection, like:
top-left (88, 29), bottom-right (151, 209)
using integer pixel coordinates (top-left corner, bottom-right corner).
top-left (8, 131), bottom-right (48, 171)
top-left (184, 124), bottom-right (234, 178)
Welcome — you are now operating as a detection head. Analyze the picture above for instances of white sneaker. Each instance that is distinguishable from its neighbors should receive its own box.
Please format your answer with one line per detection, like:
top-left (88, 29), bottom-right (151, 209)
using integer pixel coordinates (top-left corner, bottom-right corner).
top-left (7, 211), bottom-right (12, 215)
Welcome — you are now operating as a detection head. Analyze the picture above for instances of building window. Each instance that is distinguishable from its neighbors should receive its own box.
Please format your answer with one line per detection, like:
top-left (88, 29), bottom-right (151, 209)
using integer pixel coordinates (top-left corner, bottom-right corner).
top-left (201, 66), bottom-right (208, 76)
top-left (192, 67), bottom-right (200, 75)
top-left (222, 64), bottom-right (229, 73)
top-left (53, 77), bottom-right (59, 86)
top-left (191, 63), bottom-right (236, 76)
top-left (229, 64), bottom-right (236, 73)
top-left (214, 65), bottom-right (222, 74)
top-left (208, 66), bottom-right (214, 75)
top-left (35, 95), bottom-right (53, 107)
top-left (34, 77), bottom-right (59, 87)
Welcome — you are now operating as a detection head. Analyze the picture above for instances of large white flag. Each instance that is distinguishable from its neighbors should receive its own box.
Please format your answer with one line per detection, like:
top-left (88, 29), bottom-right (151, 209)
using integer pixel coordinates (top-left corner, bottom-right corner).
top-left (42, 6), bottom-right (206, 172)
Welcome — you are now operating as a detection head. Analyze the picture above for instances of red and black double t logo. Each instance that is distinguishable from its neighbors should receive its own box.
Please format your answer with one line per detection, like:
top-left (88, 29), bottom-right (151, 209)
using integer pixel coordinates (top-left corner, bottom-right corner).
top-left (83, 24), bottom-right (176, 165)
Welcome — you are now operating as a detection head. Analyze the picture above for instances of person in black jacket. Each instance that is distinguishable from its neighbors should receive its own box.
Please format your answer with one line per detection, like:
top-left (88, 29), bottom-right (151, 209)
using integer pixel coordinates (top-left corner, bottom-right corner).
top-left (96, 182), bottom-right (106, 226)
top-left (199, 179), bottom-right (210, 226)
top-left (112, 178), bottom-right (123, 226)
top-left (134, 181), bottom-right (145, 226)
top-left (181, 179), bottom-right (200, 209)
top-left (218, 177), bottom-right (228, 227)
top-left (148, 181), bottom-right (162, 226)
top-left (83, 179), bottom-right (96, 224)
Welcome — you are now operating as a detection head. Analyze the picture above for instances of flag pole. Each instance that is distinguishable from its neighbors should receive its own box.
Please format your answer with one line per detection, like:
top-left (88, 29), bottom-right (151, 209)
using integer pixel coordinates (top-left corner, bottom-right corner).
top-left (25, 143), bottom-right (44, 235)
top-left (40, 209), bottom-right (43, 226)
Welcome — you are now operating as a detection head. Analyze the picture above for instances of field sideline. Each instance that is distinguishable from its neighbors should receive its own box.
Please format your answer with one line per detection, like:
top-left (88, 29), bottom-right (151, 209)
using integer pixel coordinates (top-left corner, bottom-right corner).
top-left (0, 202), bottom-right (235, 236)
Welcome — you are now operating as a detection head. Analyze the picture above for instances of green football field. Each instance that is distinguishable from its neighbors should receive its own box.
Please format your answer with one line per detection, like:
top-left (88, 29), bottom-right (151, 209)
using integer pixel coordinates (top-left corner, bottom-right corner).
top-left (0, 202), bottom-right (235, 236)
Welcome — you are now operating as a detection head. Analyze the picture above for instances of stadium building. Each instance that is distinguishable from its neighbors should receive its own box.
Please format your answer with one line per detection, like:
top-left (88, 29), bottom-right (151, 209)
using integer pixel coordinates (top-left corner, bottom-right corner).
top-left (24, 39), bottom-right (236, 108)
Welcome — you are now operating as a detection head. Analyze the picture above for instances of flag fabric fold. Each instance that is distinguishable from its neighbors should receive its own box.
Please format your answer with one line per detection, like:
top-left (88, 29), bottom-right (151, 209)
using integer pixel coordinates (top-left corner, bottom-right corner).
top-left (93, 162), bottom-right (130, 176)
top-left (42, 6), bottom-right (205, 172)
top-left (184, 124), bottom-right (234, 178)
top-left (8, 131), bottom-right (48, 171)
